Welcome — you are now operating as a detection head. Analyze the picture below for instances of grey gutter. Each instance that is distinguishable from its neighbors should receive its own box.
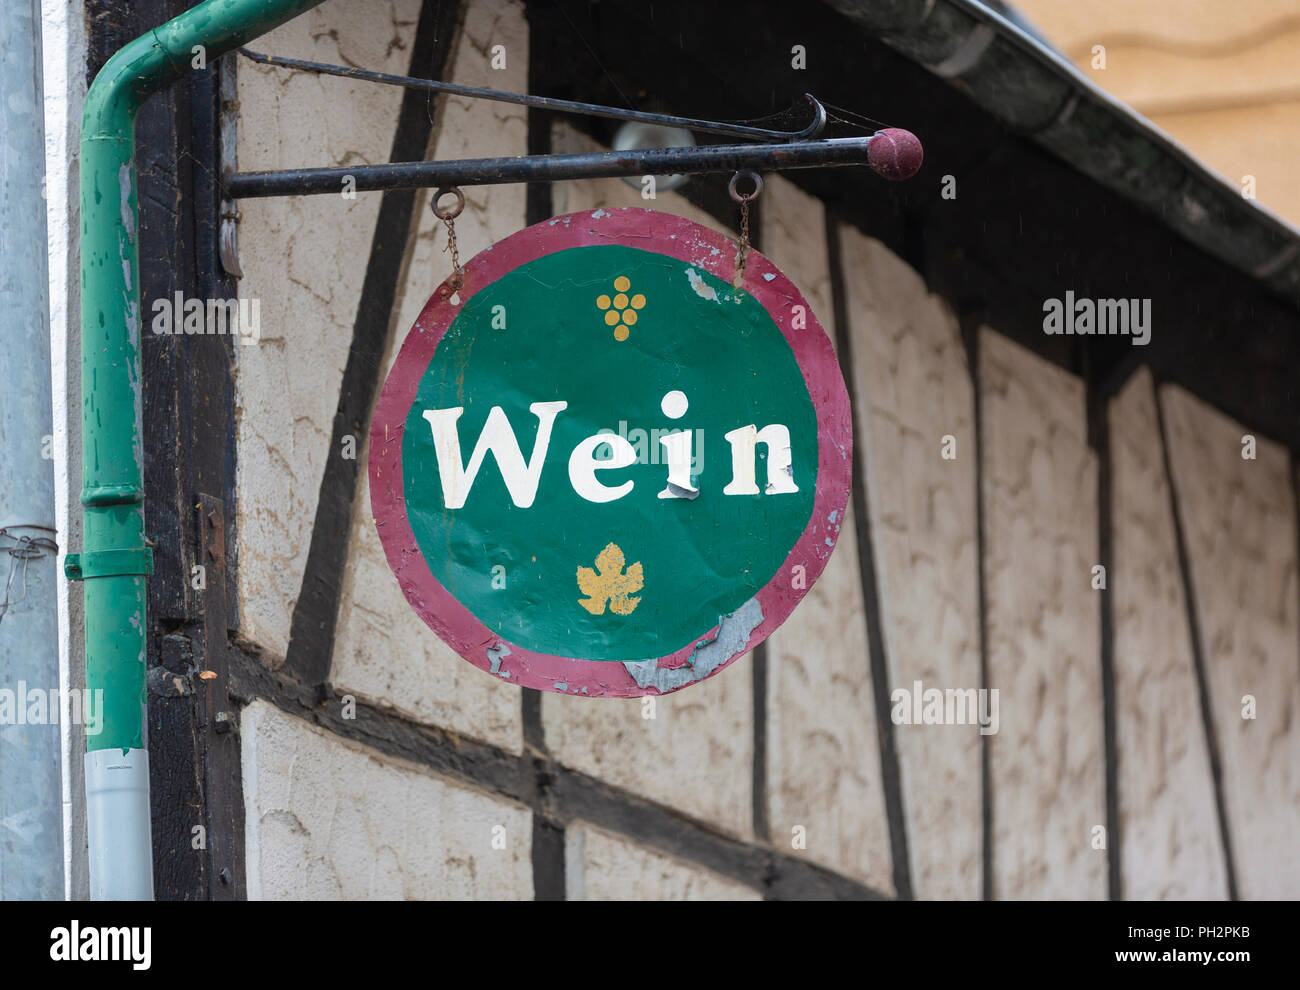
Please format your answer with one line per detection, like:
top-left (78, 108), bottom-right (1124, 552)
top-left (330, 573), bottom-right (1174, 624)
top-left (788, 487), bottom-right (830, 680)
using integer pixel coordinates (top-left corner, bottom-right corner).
top-left (825, 0), bottom-right (1300, 306)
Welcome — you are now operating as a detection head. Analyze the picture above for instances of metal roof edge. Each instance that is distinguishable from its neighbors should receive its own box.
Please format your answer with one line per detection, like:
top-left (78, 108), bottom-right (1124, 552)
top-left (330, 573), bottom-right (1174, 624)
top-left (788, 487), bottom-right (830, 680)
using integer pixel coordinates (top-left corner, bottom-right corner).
top-left (825, 0), bottom-right (1300, 306)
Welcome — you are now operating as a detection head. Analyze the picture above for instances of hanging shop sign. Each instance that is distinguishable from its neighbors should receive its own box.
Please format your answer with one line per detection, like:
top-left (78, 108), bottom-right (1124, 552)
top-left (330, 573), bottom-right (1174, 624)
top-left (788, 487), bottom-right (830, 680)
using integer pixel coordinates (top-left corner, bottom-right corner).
top-left (369, 205), bottom-right (851, 696)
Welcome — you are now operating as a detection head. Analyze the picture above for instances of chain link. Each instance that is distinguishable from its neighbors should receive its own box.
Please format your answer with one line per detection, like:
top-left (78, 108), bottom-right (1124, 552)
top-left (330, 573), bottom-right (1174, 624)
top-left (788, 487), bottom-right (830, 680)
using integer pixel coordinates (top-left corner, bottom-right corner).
top-left (729, 171), bottom-right (763, 289)
top-left (433, 187), bottom-right (466, 298)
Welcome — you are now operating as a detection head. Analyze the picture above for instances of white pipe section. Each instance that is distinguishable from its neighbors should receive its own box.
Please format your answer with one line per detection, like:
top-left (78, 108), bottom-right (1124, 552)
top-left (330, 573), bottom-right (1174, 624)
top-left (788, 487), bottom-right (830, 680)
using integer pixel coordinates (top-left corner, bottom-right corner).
top-left (84, 749), bottom-right (153, 900)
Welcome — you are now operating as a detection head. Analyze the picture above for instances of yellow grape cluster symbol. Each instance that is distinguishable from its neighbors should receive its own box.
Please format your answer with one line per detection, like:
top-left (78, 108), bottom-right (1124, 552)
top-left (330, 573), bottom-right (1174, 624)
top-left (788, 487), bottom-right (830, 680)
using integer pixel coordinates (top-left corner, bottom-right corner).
top-left (596, 276), bottom-right (646, 341)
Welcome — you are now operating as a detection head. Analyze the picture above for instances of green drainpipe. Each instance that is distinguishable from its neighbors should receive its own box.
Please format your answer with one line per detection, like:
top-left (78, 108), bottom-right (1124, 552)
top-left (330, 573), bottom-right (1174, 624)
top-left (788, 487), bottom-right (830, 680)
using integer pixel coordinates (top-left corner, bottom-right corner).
top-left (69, 0), bottom-right (326, 900)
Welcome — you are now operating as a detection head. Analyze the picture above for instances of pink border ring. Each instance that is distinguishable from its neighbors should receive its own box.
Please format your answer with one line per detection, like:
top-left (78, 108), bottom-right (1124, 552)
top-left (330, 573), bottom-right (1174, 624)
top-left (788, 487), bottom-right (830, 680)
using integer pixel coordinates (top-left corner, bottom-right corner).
top-left (368, 207), bottom-right (853, 697)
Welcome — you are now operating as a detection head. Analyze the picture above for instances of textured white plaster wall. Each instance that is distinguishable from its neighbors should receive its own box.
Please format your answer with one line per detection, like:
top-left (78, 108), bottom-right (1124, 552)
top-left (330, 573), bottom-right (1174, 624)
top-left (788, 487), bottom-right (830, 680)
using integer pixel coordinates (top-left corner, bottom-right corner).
top-left (223, 0), bottom-right (1299, 901)
top-left (838, 226), bottom-right (982, 899)
top-left (1161, 383), bottom-right (1300, 899)
top-left (1110, 369), bottom-right (1227, 899)
top-left (565, 822), bottom-right (761, 900)
top-left (330, 0), bottom-right (528, 753)
top-left (242, 701), bottom-right (532, 899)
top-left (761, 192), bottom-right (893, 893)
top-left (235, 0), bottom-right (424, 657)
top-left (980, 330), bottom-right (1105, 899)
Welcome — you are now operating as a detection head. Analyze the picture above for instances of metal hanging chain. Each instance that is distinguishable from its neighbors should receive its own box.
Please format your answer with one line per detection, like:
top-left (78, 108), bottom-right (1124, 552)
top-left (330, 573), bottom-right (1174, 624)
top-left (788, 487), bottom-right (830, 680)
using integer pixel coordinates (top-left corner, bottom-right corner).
top-left (729, 170), bottom-right (763, 289)
top-left (433, 187), bottom-right (466, 298)
top-left (0, 525), bottom-right (58, 626)
top-left (238, 48), bottom-right (827, 143)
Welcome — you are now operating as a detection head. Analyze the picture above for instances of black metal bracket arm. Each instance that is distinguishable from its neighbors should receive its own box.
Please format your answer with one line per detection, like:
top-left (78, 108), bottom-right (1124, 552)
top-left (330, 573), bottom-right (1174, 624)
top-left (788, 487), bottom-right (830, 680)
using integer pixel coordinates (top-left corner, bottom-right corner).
top-left (226, 136), bottom-right (917, 199)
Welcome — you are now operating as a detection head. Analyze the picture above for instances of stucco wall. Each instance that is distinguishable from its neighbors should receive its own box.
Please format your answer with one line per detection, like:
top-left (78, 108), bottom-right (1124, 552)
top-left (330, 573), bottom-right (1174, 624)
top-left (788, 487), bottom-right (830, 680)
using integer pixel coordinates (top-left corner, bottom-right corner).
top-left (839, 228), bottom-right (982, 899)
top-left (1160, 384), bottom-right (1300, 899)
top-left (1110, 369), bottom-right (1227, 899)
top-left (328, 0), bottom-right (529, 754)
top-left (242, 701), bottom-right (532, 899)
top-left (226, 0), bottom-right (1300, 900)
top-left (236, 0), bottom-right (426, 658)
top-left (762, 189), bottom-right (893, 893)
top-left (980, 331), bottom-right (1105, 900)
top-left (565, 823), bottom-right (761, 901)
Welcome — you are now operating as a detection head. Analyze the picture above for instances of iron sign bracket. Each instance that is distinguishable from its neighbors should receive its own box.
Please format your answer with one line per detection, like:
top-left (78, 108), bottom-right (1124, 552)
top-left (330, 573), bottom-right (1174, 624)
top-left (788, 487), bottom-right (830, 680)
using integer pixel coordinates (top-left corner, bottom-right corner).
top-left (222, 49), bottom-right (916, 200)
top-left (236, 47), bottom-right (830, 143)
top-left (225, 136), bottom-right (889, 199)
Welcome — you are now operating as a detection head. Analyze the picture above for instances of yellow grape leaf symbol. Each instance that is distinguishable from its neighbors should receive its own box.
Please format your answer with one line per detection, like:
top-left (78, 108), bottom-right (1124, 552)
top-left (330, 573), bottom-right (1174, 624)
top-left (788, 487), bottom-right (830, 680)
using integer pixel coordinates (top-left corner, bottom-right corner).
top-left (576, 542), bottom-right (644, 616)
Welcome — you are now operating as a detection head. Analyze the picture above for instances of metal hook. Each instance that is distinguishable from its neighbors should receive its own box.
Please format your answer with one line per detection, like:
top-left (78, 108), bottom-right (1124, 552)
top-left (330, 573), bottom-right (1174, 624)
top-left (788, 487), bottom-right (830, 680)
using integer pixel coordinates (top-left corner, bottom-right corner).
top-left (795, 94), bottom-right (828, 141)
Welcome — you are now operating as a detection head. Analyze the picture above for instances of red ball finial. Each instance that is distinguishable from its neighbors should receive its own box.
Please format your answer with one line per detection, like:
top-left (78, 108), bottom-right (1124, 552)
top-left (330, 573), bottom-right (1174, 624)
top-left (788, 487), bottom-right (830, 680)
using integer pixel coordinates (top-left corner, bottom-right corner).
top-left (868, 128), bottom-right (923, 181)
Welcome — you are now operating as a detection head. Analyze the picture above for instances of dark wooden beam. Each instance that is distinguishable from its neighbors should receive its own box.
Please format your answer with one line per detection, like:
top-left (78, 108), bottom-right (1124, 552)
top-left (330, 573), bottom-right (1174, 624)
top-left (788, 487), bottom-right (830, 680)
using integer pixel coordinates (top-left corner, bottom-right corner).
top-left (226, 643), bottom-right (887, 900)
top-left (1085, 351), bottom-right (1122, 901)
top-left (957, 311), bottom-right (995, 901)
top-left (89, 0), bottom-right (212, 901)
top-left (522, 2), bottom-right (566, 901)
top-left (826, 212), bottom-right (914, 900)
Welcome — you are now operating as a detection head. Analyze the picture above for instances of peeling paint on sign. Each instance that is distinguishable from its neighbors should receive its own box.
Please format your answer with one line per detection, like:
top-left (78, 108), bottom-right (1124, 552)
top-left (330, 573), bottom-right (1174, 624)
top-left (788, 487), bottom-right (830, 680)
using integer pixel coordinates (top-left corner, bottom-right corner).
top-left (686, 267), bottom-right (720, 303)
top-left (622, 597), bottom-right (764, 693)
top-left (369, 208), bottom-right (852, 697)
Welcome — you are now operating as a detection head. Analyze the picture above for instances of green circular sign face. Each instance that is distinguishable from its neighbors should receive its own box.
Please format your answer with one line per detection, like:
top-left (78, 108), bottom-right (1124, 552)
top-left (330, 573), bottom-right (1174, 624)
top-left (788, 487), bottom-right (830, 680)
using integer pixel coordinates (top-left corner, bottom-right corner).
top-left (403, 242), bottom-right (817, 660)
top-left (371, 209), bottom-right (852, 697)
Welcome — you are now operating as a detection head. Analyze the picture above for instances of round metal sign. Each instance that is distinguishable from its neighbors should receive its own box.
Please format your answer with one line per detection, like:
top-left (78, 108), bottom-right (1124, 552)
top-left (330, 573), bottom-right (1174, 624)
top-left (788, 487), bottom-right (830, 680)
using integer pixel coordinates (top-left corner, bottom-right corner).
top-left (369, 207), bottom-right (851, 696)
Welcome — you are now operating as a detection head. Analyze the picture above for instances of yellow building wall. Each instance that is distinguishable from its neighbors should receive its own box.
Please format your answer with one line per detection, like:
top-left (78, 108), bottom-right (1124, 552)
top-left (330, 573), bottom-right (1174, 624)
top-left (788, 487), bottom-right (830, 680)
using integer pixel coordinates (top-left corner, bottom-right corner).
top-left (1015, 0), bottom-right (1300, 225)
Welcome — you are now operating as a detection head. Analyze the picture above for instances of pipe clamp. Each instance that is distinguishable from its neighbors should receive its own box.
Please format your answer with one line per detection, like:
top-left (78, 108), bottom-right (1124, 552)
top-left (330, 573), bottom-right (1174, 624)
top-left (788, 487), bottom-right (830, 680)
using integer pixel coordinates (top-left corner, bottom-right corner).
top-left (65, 546), bottom-right (155, 581)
